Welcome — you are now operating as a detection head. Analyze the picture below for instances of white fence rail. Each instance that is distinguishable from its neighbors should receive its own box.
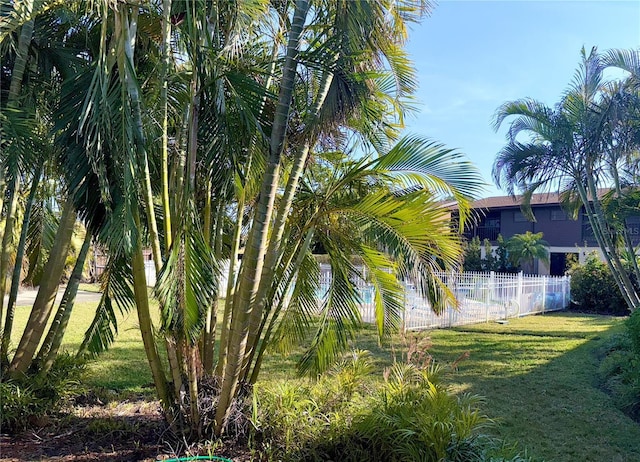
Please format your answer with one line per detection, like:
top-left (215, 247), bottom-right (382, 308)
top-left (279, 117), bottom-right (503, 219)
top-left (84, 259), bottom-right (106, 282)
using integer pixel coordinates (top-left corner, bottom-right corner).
top-left (144, 259), bottom-right (570, 331)
top-left (318, 266), bottom-right (570, 331)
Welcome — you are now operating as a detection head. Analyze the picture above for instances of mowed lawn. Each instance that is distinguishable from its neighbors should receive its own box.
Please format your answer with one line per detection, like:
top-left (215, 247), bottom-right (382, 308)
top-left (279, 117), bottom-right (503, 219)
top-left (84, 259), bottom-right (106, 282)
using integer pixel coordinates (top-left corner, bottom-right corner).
top-left (9, 300), bottom-right (640, 461)
top-left (426, 313), bottom-right (640, 462)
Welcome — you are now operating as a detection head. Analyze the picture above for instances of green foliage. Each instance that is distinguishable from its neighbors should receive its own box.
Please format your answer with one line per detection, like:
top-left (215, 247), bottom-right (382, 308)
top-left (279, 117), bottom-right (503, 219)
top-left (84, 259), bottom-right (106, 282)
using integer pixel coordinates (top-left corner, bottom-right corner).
top-left (495, 234), bottom-right (517, 273)
top-left (597, 322), bottom-right (640, 420)
top-left (483, 239), bottom-right (497, 272)
top-left (343, 363), bottom-right (489, 462)
top-left (628, 309), bottom-right (640, 355)
top-left (463, 236), bottom-right (511, 273)
top-left (252, 351), bottom-right (509, 462)
top-left (464, 236), bottom-right (483, 271)
top-left (492, 47), bottom-right (640, 310)
top-left (569, 254), bottom-right (628, 315)
top-left (0, 353), bottom-right (85, 432)
top-left (505, 232), bottom-right (549, 273)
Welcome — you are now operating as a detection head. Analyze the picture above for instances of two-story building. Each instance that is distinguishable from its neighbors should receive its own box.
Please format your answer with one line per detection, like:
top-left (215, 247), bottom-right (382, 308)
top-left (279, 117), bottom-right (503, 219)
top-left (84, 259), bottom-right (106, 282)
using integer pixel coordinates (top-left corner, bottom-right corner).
top-left (460, 192), bottom-right (630, 276)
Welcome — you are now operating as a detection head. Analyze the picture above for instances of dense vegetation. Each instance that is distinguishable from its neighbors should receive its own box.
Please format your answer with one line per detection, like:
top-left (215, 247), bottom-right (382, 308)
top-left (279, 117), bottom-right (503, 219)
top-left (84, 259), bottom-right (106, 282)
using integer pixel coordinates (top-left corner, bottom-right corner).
top-left (462, 232), bottom-right (549, 274)
top-left (598, 310), bottom-right (640, 421)
top-left (569, 254), bottom-right (630, 315)
top-left (1, 0), bottom-right (484, 439)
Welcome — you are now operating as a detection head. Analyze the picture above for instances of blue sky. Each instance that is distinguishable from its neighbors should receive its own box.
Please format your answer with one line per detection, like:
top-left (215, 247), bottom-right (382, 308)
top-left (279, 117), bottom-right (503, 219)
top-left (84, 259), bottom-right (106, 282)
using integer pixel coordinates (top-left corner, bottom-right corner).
top-left (404, 0), bottom-right (640, 198)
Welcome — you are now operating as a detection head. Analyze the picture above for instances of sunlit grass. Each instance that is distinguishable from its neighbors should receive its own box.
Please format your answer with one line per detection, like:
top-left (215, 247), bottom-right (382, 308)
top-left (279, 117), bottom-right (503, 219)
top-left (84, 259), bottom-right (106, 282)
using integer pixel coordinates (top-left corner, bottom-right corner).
top-left (424, 313), bottom-right (640, 462)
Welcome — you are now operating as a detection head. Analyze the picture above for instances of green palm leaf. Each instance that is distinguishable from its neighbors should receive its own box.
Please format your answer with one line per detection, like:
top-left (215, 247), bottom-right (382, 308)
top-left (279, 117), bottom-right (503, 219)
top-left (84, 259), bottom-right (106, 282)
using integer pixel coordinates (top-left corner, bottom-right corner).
top-left (78, 254), bottom-right (135, 357)
top-left (155, 207), bottom-right (218, 345)
top-left (297, 250), bottom-right (361, 376)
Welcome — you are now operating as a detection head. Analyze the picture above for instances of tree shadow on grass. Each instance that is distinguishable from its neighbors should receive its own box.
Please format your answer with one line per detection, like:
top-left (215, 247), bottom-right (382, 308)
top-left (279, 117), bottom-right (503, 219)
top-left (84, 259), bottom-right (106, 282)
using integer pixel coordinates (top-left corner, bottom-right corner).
top-left (420, 314), bottom-right (640, 462)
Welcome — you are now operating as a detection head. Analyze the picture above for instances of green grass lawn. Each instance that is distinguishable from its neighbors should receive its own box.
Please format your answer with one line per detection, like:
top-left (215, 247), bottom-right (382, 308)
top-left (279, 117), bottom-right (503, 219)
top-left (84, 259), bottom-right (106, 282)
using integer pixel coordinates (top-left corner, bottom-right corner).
top-left (425, 313), bottom-right (640, 462)
top-left (9, 301), bottom-right (640, 461)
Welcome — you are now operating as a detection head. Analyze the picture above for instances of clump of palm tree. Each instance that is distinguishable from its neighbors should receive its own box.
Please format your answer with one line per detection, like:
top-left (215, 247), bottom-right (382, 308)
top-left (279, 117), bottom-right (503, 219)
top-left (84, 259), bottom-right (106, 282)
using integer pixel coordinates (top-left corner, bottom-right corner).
top-left (506, 231), bottom-right (549, 274)
top-left (3, 0), bottom-right (485, 439)
top-left (493, 46), bottom-right (640, 311)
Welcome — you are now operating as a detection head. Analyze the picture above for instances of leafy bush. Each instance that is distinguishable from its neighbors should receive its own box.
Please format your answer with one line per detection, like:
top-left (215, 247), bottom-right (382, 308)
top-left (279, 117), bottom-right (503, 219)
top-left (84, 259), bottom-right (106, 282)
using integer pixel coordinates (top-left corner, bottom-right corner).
top-left (568, 254), bottom-right (628, 315)
top-left (252, 350), bottom-right (373, 459)
top-left (597, 319), bottom-right (640, 420)
top-left (252, 351), bottom-right (530, 462)
top-left (340, 362), bottom-right (489, 462)
top-left (0, 353), bottom-right (85, 432)
top-left (626, 309), bottom-right (640, 355)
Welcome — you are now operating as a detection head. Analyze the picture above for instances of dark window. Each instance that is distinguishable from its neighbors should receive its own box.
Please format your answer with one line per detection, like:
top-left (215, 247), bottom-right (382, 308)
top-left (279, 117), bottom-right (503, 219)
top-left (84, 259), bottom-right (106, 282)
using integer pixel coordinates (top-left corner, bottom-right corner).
top-left (551, 209), bottom-right (567, 221)
top-left (514, 211), bottom-right (532, 222)
top-left (581, 213), bottom-right (595, 244)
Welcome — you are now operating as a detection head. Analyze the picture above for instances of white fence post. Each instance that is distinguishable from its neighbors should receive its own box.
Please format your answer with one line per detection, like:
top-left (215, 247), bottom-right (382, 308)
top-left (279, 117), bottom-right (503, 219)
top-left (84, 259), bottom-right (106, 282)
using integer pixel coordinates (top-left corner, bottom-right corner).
top-left (541, 275), bottom-right (547, 314)
top-left (517, 272), bottom-right (523, 317)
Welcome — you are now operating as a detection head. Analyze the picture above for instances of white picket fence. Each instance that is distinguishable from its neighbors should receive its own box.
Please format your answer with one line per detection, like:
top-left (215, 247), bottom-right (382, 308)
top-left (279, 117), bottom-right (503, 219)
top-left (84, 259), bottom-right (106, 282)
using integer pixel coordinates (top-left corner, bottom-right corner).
top-left (317, 266), bottom-right (571, 331)
top-left (145, 260), bottom-right (570, 331)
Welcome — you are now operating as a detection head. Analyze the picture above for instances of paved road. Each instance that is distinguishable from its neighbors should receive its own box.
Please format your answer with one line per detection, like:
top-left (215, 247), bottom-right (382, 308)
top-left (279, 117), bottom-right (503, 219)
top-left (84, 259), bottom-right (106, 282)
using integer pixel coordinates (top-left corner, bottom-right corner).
top-left (4, 287), bottom-right (102, 307)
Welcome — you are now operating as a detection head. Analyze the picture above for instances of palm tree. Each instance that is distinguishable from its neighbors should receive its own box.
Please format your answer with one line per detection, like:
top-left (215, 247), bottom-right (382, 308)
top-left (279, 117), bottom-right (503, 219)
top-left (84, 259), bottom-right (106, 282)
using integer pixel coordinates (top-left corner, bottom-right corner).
top-left (1, 1), bottom-right (90, 373)
top-left (213, 0), bottom-right (444, 434)
top-left (27, 0), bottom-right (482, 440)
top-left (245, 136), bottom-right (484, 381)
top-left (506, 232), bottom-right (549, 274)
top-left (493, 47), bottom-right (640, 311)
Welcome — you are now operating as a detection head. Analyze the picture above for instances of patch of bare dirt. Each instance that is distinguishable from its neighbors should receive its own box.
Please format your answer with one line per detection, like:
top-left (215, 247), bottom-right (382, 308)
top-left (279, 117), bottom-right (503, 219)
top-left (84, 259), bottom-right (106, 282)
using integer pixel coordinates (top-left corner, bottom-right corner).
top-left (0, 398), bottom-right (249, 461)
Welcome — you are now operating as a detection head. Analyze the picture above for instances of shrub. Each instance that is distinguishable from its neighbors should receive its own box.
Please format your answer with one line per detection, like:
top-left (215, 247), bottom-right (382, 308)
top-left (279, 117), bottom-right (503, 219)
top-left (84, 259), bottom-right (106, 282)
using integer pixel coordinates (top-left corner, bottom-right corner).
top-left (252, 351), bottom-right (527, 462)
top-left (0, 353), bottom-right (85, 432)
top-left (597, 322), bottom-right (640, 420)
top-left (568, 254), bottom-right (628, 315)
top-left (341, 362), bottom-right (489, 462)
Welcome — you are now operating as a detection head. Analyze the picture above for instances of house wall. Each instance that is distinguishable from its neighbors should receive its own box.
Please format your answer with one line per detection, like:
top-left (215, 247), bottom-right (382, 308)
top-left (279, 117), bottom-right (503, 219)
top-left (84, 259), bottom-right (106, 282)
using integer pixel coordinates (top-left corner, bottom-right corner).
top-left (468, 204), bottom-right (604, 276)
top-left (487, 205), bottom-right (584, 248)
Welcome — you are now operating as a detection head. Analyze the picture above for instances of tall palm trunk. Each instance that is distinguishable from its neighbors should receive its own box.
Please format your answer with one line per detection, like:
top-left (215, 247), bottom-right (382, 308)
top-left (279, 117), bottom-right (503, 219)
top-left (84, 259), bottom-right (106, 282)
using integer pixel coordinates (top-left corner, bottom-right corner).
top-left (131, 208), bottom-right (171, 408)
top-left (0, 175), bottom-right (21, 334)
top-left (9, 197), bottom-right (77, 375)
top-left (584, 172), bottom-right (640, 309)
top-left (202, 190), bottom-right (219, 374)
top-left (610, 164), bottom-right (640, 283)
top-left (36, 230), bottom-right (92, 375)
top-left (214, 0), bottom-right (311, 435)
top-left (160, 0), bottom-right (173, 252)
top-left (1, 166), bottom-right (41, 362)
top-left (0, 4), bottom-right (35, 335)
top-left (248, 225), bottom-right (315, 384)
top-left (116, 5), bottom-right (180, 411)
top-left (214, 193), bottom-right (245, 377)
top-left (119, 6), bottom-right (163, 271)
top-left (216, 41), bottom-right (280, 379)
top-left (241, 71), bottom-right (334, 379)
top-left (576, 179), bottom-right (637, 309)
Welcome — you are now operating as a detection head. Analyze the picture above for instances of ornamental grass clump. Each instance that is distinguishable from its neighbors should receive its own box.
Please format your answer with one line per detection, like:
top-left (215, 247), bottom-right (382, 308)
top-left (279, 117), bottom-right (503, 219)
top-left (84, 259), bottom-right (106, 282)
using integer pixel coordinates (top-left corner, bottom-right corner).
top-left (0, 353), bottom-right (85, 432)
top-left (251, 351), bottom-right (498, 461)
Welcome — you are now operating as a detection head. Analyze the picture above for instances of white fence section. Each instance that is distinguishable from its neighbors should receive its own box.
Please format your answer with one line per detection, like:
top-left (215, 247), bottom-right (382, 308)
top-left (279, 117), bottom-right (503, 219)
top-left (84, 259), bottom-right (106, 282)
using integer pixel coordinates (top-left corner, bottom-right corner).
top-left (317, 265), bottom-right (570, 331)
top-left (144, 259), bottom-right (570, 332)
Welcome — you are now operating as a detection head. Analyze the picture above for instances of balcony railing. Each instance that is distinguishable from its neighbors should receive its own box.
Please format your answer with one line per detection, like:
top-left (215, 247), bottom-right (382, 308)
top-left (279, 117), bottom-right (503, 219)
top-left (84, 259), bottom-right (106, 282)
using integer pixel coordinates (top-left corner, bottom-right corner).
top-left (471, 226), bottom-right (501, 241)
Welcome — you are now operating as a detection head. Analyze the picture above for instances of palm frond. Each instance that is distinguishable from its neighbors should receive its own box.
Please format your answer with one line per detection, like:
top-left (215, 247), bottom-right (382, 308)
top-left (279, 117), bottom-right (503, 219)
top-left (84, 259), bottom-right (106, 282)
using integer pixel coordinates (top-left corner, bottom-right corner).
top-left (297, 250), bottom-right (361, 376)
top-left (78, 254), bottom-right (135, 357)
top-left (358, 246), bottom-right (403, 338)
top-left (269, 251), bottom-right (319, 354)
top-left (155, 207), bottom-right (218, 345)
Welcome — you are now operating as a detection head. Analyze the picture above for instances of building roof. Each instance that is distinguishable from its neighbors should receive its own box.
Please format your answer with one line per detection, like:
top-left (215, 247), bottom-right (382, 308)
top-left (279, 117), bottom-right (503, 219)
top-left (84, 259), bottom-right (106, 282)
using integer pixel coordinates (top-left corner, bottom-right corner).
top-left (470, 192), bottom-right (562, 210)
top-left (459, 189), bottom-right (611, 211)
